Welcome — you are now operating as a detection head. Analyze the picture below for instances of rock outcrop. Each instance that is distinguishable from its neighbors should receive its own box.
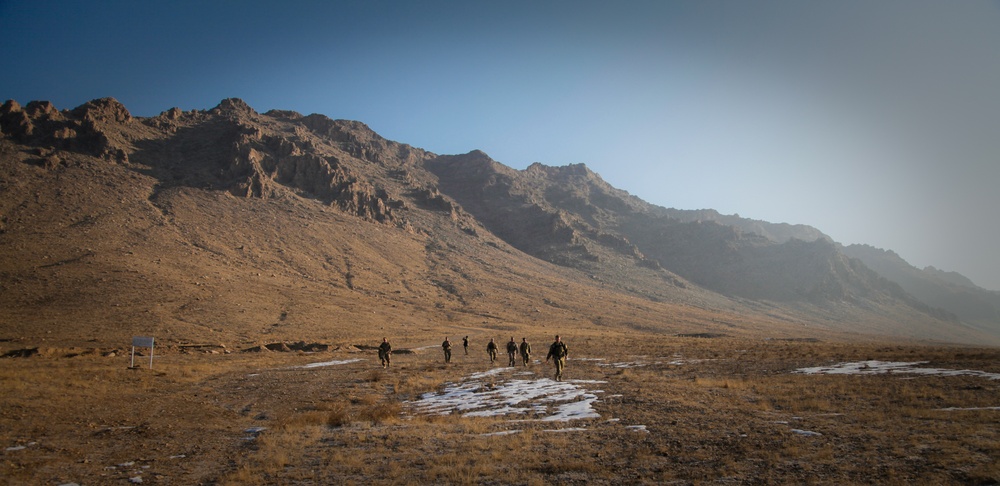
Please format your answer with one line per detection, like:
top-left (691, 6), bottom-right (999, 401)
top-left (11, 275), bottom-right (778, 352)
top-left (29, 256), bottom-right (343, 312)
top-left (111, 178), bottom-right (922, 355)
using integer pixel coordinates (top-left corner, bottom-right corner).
top-left (1, 97), bottom-right (132, 163)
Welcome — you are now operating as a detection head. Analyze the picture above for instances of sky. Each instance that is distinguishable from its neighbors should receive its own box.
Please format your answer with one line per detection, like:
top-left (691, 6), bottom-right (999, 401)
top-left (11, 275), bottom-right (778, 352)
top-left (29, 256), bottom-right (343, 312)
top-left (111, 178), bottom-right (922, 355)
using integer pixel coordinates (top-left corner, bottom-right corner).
top-left (2, 1), bottom-right (999, 290)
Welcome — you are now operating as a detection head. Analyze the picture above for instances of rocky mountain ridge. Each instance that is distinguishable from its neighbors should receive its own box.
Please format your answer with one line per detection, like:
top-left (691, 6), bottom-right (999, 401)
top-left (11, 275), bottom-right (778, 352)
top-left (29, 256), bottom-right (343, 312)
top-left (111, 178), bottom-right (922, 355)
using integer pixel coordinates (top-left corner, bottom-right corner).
top-left (842, 244), bottom-right (1000, 333)
top-left (425, 149), bottom-right (948, 313)
top-left (1, 97), bottom-right (995, 346)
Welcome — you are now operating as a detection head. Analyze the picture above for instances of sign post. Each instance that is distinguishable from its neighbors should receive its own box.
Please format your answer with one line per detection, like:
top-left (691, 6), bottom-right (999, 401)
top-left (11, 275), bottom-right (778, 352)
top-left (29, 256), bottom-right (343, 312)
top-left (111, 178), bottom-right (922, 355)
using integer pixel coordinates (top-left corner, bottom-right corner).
top-left (131, 336), bottom-right (155, 369)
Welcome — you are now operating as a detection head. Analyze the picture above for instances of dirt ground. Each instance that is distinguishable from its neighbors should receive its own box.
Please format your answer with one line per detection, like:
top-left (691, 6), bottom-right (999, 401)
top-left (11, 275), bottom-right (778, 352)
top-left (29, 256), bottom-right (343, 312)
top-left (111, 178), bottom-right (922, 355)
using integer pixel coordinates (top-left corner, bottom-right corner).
top-left (2, 334), bottom-right (999, 485)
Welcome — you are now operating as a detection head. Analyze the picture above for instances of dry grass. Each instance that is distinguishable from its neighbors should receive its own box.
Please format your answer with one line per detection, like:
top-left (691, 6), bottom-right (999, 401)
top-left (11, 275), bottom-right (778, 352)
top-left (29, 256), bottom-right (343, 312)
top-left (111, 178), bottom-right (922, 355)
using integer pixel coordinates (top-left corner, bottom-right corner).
top-left (2, 335), bottom-right (999, 484)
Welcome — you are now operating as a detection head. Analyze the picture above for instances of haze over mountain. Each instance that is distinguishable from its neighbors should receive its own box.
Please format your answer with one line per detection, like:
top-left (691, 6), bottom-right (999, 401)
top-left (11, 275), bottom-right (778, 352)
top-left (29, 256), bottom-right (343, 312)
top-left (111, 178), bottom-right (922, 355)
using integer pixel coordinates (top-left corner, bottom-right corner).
top-left (841, 244), bottom-right (1000, 337)
top-left (1, 97), bottom-right (996, 348)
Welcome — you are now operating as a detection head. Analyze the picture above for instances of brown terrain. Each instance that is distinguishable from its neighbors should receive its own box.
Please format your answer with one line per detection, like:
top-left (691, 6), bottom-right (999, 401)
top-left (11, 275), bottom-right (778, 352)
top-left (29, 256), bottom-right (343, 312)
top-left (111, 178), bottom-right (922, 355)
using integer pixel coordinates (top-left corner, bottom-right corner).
top-left (1, 97), bottom-right (998, 484)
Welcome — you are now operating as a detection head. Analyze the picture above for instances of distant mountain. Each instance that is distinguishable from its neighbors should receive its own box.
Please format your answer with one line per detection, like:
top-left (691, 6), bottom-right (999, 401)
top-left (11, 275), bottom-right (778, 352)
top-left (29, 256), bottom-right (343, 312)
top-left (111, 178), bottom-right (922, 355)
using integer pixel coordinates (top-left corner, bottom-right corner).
top-left (653, 207), bottom-right (832, 245)
top-left (427, 151), bottom-right (951, 314)
top-left (841, 244), bottom-right (1000, 331)
top-left (921, 266), bottom-right (982, 289)
top-left (0, 97), bottom-right (993, 346)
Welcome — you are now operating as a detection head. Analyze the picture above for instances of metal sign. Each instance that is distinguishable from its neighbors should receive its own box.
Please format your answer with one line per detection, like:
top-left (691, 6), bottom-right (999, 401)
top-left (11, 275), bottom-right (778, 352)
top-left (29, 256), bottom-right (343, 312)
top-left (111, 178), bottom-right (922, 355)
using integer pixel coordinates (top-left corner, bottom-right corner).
top-left (131, 336), bottom-right (155, 369)
top-left (132, 336), bottom-right (154, 348)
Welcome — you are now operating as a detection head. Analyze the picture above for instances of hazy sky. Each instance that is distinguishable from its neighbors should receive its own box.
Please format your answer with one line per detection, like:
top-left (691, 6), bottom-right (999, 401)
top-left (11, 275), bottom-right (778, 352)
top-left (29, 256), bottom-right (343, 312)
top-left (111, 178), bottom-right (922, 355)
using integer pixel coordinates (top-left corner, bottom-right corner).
top-left (3, 1), bottom-right (999, 290)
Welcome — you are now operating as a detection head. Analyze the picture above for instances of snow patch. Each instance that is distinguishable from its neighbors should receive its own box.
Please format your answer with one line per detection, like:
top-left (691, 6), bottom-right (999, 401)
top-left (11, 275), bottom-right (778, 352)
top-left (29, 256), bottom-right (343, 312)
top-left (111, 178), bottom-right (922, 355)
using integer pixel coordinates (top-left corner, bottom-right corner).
top-left (467, 367), bottom-right (508, 380)
top-left (243, 426), bottom-right (267, 441)
top-left (795, 361), bottom-right (1000, 380)
top-left (5, 441), bottom-right (34, 452)
top-left (479, 430), bottom-right (521, 437)
top-left (410, 373), bottom-right (602, 421)
top-left (600, 361), bottom-right (652, 368)
top-left (937, 406), bottom-right (1000, 411)
top-left (301, 358), bottom-right (361, 369)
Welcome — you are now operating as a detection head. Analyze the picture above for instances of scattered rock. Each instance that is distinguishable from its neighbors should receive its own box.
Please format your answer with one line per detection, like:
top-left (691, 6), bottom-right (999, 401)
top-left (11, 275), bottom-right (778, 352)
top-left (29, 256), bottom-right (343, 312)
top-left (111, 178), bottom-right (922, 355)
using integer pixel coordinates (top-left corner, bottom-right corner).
top-left (241, 342), bottom-right (332, 353)
top-left (2, 347), bottom-right (39, 358)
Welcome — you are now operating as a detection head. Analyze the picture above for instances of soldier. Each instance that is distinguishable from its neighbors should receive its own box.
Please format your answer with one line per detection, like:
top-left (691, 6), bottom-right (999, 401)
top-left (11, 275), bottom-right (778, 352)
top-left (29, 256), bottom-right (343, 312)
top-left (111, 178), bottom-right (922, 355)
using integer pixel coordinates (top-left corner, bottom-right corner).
top-left (519, 337), bottom-right (531, 366)
top-left (442, 337), bottom-right (453, 363)
top-left (486, 338), bottom-right (498, 363)
top-left (506, 337), bottom-right (518, 367)
top-left (463, 336), bottom-right (469, 355)
top-left (378, 337), bottom-right (392, 368)
top-left (545, 335), bottom-right (568, 381)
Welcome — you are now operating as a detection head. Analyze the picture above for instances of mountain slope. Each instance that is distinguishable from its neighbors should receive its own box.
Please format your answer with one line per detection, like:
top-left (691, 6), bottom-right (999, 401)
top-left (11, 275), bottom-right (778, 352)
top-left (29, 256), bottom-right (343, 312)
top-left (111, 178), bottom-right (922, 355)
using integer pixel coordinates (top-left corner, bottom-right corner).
top-left (0, 98), bottom-right (755, 348)
top-left (653, 207), bottom-right (831, 244)
top-left (0, 97), bottom-right (993, 347)
top-left (426, 151), bottom-right (943, 307)
top-left (842, 244), bottom-right (1000, 333)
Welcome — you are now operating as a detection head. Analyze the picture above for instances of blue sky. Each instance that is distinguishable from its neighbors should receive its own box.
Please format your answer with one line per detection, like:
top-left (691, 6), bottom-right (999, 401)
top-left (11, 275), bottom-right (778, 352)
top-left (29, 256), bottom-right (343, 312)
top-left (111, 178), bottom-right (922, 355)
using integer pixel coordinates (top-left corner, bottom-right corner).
top-left (2, 0), bottom-right (999, 290)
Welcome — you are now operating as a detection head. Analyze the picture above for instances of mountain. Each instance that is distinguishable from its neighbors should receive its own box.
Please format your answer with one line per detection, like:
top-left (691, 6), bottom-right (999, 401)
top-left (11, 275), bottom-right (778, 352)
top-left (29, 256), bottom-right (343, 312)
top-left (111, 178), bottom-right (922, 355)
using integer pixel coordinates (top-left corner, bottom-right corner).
top-left (841, 244), bottom-right (1000, 334)
top-left (653, 207), bottom-right (832, 245)
top-left (428, 153), bottom-right (887, 303)
top-left (0, 97), bottom-right (994, 348)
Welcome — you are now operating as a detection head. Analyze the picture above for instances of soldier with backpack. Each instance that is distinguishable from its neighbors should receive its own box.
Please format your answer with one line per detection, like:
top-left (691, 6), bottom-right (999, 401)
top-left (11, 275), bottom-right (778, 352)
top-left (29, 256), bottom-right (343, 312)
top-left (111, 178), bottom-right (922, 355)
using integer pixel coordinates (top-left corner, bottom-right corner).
top-left (378, 337), bottom-right (392, 368)
top-left (442, 337), bottom-right (453, 363)
top-left (506, 337), bottom-right (518, 366)
top-left (519, 337), bottom-right (532, 366)
top-left (486, 338), bottom-right (498, 363)
top-left (545, 335), bottom-right (568, 381)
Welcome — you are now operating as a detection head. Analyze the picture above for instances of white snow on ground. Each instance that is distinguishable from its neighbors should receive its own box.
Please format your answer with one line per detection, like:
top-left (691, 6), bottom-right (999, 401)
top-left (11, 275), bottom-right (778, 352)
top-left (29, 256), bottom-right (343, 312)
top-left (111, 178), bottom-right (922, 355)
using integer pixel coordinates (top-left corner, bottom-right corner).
top-left (937, 406), bottom-right (1000, 411)
top-left (599, 361), bottom-right (656, 368)
top-left (795, 360), bottom-right (1000, 380)
top-left (479, 430), bottom-right (521, 437)
top-left (565, 379), bottom-right (606, 384)
top-left (243, 427), bottom-right (267, 441)
top-left (542, 393), bottom-right (601, 421)
top-left (300, 358), bottom-right (362, 369)
top-left (574, 355), bottom-right (673, 368)
top-left (467, 367), bottom-right (509, 380)
top-left (664, 354), bottom-right (706, 366)
top-left (409, 371), bottom-right (604, 421)
top-left (791, 429), bottom-right (823, 437)
top-left (5, 442), bottom-right (35, 452)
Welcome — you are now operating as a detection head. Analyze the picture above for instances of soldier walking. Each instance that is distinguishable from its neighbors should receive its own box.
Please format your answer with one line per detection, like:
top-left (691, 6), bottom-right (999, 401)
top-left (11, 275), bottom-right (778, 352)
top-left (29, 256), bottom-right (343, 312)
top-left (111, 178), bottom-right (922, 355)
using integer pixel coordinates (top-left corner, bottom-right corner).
top-left (506, 337), bottom-right (518, 367)
top-left (545, 335), bottom-right (568, 381)
top-left (463, 336), bottom-right (469, 355)
top-left (378, 337), bottom-right (392, 368)
top-left (442, 337), bottom-right (453, 363)
top-left (486, 338), bottom-right (498, 363)
top-left (519, 337), bottom-right (531, 366)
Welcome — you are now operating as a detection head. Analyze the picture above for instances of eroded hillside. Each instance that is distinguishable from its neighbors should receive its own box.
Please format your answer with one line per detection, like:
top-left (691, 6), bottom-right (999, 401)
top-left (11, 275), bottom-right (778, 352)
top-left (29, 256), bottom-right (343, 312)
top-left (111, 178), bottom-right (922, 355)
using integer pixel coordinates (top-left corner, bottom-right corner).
top-left (0, 97), bottom-right (993, 349)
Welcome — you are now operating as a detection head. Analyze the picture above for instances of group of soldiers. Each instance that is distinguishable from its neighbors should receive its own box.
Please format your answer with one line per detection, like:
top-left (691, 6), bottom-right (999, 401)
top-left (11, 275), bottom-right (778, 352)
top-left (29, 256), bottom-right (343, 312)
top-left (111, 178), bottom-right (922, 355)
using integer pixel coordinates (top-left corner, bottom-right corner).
top-left (377, 335), bottom-right (570, 381)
